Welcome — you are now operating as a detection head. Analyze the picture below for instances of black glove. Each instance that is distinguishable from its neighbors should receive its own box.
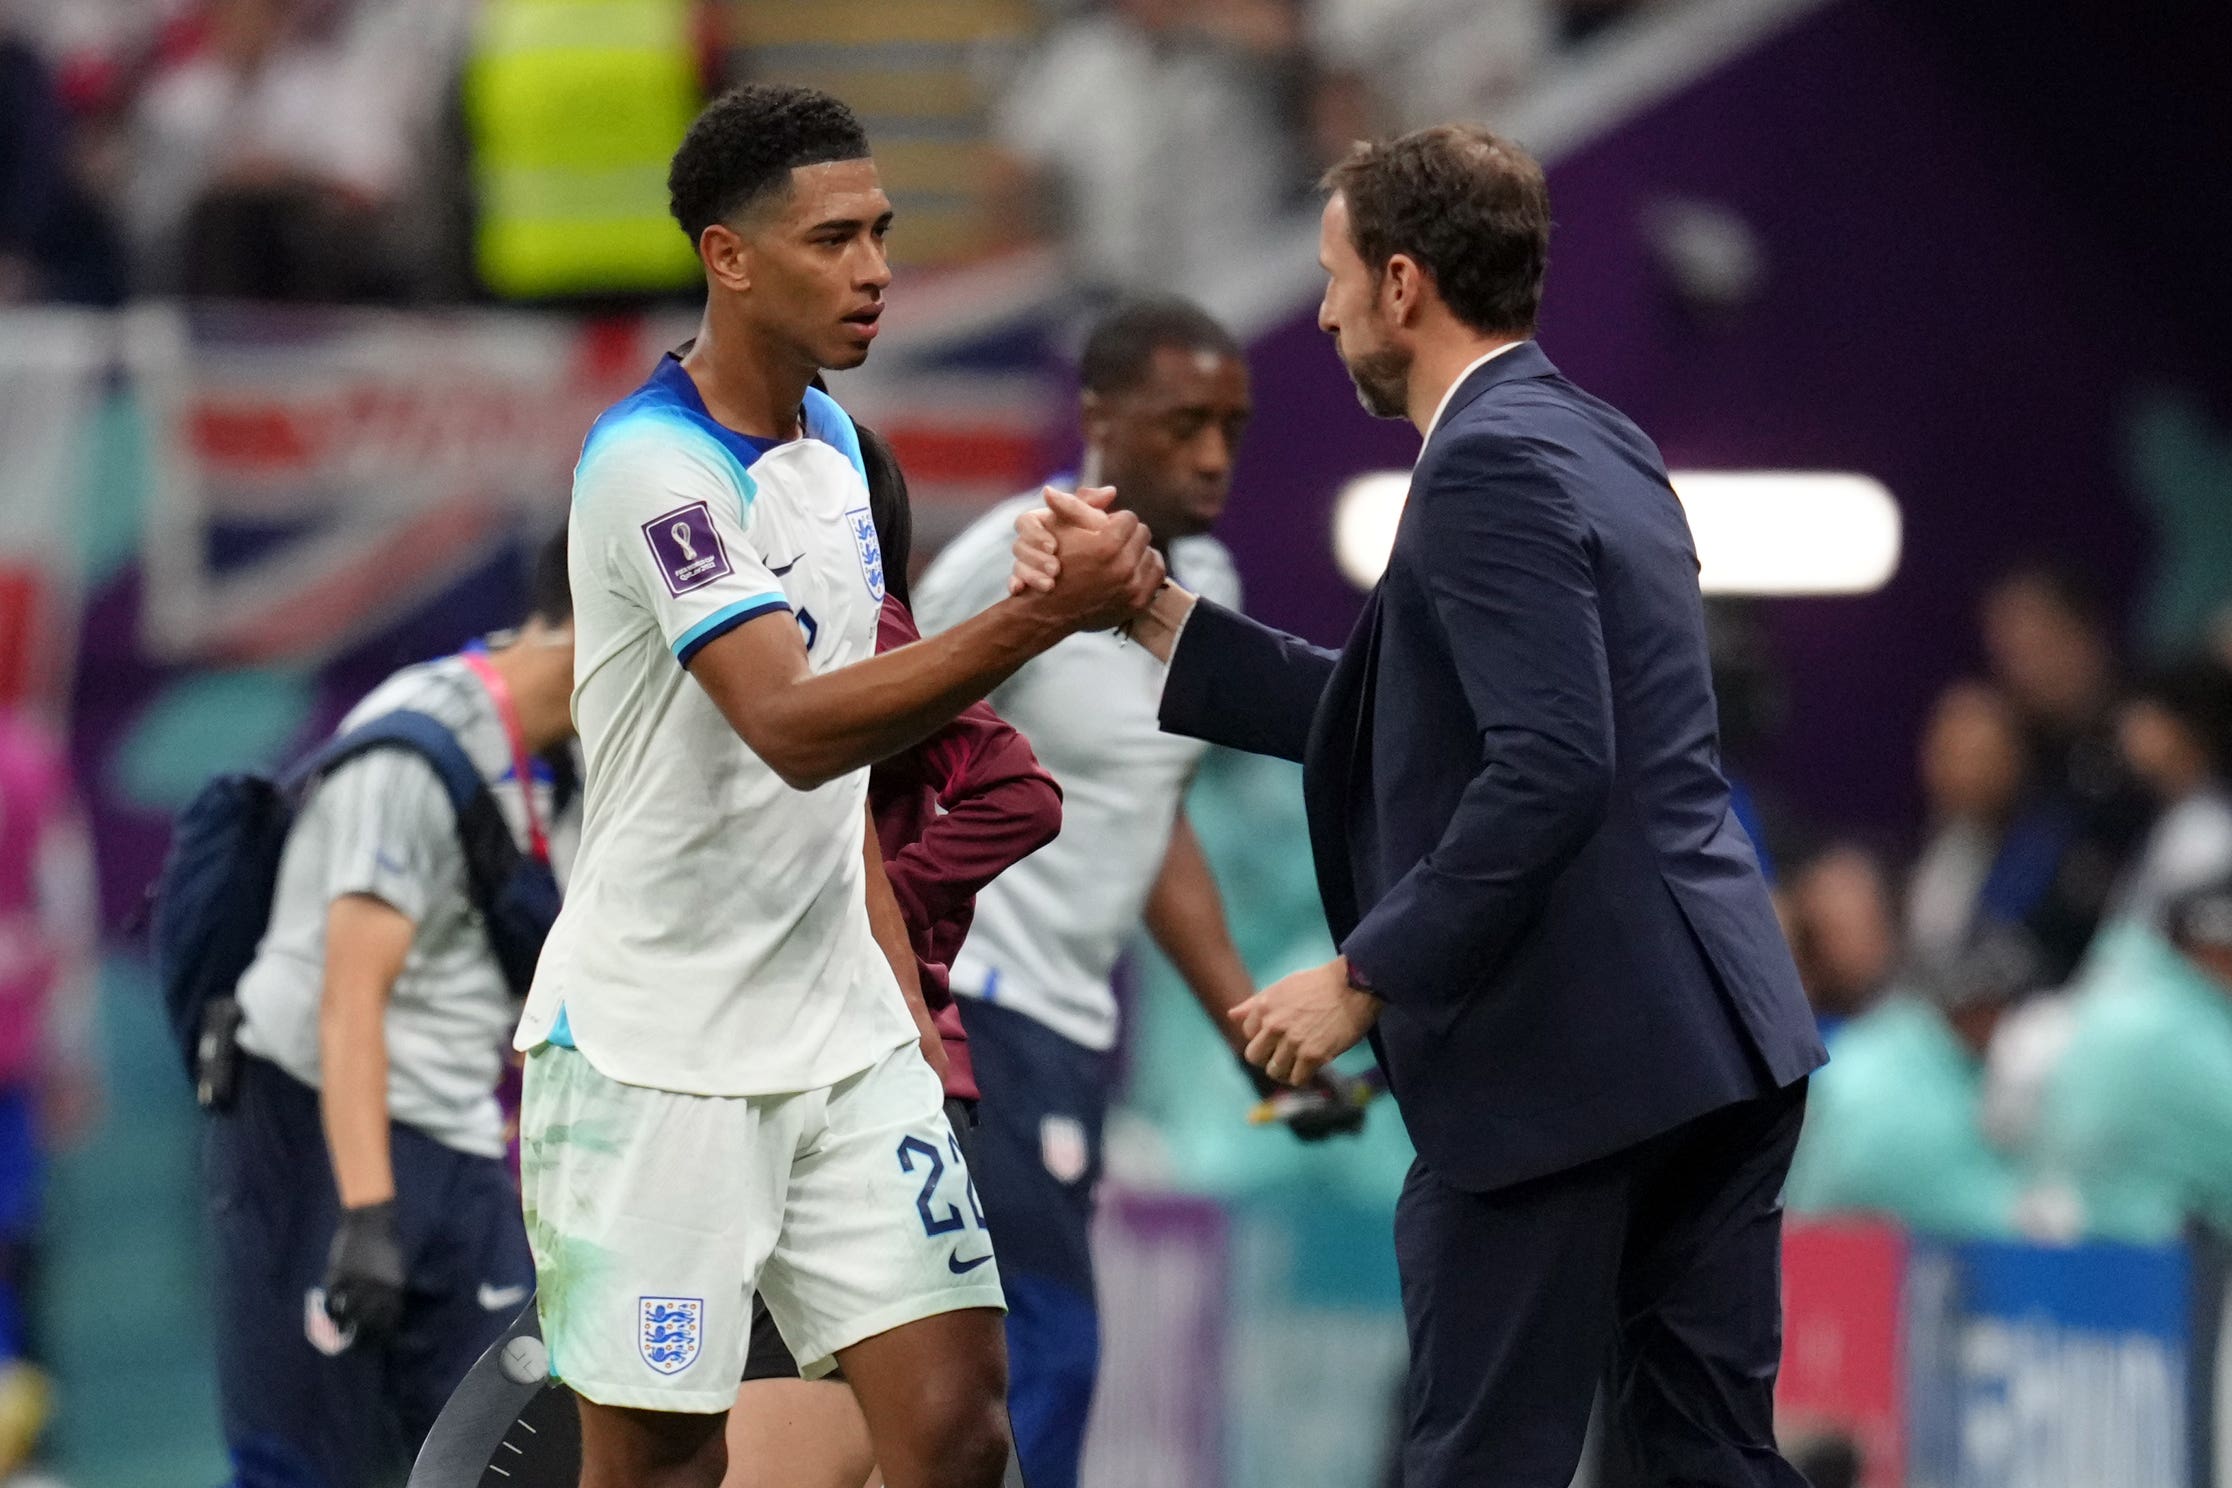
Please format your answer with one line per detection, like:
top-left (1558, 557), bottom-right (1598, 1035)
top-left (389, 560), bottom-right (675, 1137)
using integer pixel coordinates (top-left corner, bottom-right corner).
top-left (1244, 1063), bottom-right (1373, 1143)
top-left (1282, 1071), bottom-right (1372, 1142)
top-left (323, 1200), bottom-right (407, 1343)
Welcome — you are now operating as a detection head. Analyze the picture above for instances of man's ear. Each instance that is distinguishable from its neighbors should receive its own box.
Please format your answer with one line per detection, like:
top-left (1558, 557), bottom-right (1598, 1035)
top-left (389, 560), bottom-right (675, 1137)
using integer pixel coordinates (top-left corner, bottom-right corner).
top-left (1079, 387), bottom-right (1113, 449)
top-left (1383, 253), bottom-right (1425, 328)
top-left (700, 222), bottom-right (751, 293)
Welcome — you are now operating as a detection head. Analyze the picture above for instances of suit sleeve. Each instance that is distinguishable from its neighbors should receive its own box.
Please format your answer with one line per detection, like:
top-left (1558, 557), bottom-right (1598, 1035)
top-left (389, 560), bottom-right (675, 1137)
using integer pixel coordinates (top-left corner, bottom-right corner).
top-left (1158, 599), bottom-right (1339, 763)
top-left (1340, 432), bottom-right (1616, 1014)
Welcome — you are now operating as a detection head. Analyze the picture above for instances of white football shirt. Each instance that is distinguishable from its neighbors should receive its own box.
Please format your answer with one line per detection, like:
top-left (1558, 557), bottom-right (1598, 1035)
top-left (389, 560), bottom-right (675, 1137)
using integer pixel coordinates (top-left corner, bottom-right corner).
top-left (912, 493), bottom-right (1242, 1051)
top-left (515, 359), bottom-right (917, 1096)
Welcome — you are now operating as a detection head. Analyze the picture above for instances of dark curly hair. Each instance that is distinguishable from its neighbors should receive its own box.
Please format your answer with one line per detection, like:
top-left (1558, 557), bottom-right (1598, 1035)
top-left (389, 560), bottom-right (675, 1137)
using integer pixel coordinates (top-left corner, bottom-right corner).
top-left (1078, 297), bottom-right (1243, 397)
top-left (1322, 125), bottom-right (1550, 336)
top-left (667, 84), bottom-right (871, 242)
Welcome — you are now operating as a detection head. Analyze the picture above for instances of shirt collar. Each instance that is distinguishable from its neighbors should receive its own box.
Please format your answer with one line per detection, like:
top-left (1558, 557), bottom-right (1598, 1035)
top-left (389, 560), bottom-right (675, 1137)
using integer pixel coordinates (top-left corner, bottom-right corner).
top-left (1422, 340), bottom-right (1529, 445)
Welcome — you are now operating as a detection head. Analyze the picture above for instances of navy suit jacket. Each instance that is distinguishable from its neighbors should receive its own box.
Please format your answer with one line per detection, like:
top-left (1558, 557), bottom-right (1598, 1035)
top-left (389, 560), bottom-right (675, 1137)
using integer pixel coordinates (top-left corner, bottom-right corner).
top-left (1161, 344), bottom-right (1825, 1193)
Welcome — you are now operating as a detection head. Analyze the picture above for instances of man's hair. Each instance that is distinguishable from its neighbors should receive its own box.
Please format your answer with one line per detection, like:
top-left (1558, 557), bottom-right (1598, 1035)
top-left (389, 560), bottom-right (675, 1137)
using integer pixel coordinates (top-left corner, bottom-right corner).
top-left (856, 421), bottom-right (913, 610)
top-left (1322, 124), bottom-right (1551, 336)
top-left (668, 84), bottom-right (870, 242)
top-left (1079, 297), bottom-right (1243, 398)
top-left (526, 527), bottom-right (572, 627)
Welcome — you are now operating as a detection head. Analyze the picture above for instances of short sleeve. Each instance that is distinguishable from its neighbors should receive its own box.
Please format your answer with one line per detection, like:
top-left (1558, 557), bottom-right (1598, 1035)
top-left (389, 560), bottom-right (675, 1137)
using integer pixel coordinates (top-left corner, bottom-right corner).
top-left (574, 416), bottom-right (791, 666)
top-left (310, 750), bottom-right (458, 925)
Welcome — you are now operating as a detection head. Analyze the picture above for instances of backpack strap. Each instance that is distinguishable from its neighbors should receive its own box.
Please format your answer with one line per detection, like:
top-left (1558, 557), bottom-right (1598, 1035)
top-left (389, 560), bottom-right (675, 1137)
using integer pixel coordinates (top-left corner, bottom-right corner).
top-left (282, 710), bottom-right (527, 915)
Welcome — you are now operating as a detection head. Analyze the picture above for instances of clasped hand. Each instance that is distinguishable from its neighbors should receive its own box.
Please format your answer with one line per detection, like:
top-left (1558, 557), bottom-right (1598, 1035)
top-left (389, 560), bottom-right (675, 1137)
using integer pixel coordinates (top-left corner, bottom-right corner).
top-left (1007, 486), bottom-right (1160, 627)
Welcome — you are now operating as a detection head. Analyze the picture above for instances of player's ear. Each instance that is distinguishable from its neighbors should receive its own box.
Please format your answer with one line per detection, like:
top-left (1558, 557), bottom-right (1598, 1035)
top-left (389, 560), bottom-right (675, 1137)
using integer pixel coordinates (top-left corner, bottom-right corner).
top-left (700, 222), bottom-right (752, 293)
top-left (1080, 387), bottom-right (1112, 447)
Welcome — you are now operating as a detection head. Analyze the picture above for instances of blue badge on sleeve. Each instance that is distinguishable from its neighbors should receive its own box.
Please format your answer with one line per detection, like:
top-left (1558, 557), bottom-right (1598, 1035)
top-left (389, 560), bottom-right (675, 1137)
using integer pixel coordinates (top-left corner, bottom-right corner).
top-left (643, 503), bottom-right (733, 596)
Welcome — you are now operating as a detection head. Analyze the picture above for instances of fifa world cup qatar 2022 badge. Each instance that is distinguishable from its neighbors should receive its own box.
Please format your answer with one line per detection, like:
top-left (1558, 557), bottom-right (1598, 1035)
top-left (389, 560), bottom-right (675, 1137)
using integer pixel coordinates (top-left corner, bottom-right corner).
top-left (643, 503), bottom-right (733, 596)
top-left (639, 1296), bottom-right (703, 1375)
top-left (847, 505), bottom-right (885, 602)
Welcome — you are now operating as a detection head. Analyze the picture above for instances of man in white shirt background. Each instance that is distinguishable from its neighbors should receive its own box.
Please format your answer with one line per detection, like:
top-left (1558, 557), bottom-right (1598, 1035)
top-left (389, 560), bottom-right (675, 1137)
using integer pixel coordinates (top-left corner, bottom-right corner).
top-left (914, 297), bottom-right (1353, 1488)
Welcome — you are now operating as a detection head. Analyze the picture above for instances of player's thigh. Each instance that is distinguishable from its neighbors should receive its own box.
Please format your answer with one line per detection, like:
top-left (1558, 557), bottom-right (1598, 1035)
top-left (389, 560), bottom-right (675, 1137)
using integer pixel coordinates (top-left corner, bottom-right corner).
top-left (519, 1045), bottom-right (786, 1416)
top-left (755, 1046), bottom-right (1006, 1381)
top-left (723, 1378), bottom-right (875, 1488)
top-left (837, 1306), bottom-right (1011, 1488)
top-left (576, 1396), bottom-right (729, 1488)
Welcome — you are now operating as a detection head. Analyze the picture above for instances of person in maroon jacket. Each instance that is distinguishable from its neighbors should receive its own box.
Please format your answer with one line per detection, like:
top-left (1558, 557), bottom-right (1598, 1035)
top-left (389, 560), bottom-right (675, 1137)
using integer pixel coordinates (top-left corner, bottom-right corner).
top-left (724, 422), bottom-right (1061, 1488)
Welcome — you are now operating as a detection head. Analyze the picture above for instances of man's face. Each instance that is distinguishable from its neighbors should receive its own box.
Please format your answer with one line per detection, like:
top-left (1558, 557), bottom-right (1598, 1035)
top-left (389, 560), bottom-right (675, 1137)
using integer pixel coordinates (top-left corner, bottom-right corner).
top-left (1088, 344), bottom-right (1253, 540)
top-left (1317, 193), bottom-right (1408, 421)
top-left (737, 159), bottom-right (893, 371)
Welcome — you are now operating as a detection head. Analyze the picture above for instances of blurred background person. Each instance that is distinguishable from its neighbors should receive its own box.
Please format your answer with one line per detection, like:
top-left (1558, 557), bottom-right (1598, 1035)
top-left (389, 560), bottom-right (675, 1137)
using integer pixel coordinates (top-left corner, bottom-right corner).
top-left (204, 540), bottom-right (573, 1487)
top-left (1903, 680), bottom-right (2060, 983)
top-left (1785, 843), bottom-right (1900, 1041)
top-left (1784, 927), bottom-right (2030, 1240)
top-left (2021, 876), bottom-right (2232, 1243)
top-left (1977, 561), bottom-right (2153, 982)
top-left (985, 0), bottom-right (1310, 298)
top-left (2108, 655), bottom-right (2232, 928)
top-left (123, 0), bottom-right (475, 301)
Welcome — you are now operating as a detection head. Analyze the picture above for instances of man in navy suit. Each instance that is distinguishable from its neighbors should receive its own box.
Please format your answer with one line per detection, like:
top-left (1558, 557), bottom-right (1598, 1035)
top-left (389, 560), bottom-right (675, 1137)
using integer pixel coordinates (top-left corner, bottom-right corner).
top-left (1014, 125), bottom-right (1826, 1485)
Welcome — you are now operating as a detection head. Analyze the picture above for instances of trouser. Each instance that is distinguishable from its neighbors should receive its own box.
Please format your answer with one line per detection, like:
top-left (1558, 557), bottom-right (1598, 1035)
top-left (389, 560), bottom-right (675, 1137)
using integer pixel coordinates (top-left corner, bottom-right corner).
top-left (205, 1056), bottom-right (533, 1488)
top-left (1395, 1079), bottom-right (1811, 1488)
top-left (957, 998), bottom-right (1110, 1488)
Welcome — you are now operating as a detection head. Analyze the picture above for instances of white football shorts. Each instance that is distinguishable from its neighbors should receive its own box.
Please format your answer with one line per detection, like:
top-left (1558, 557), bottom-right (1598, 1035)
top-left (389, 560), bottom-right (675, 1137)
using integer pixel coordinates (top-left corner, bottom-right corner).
top-left (519, 1040), bottom-right (1005, 1411)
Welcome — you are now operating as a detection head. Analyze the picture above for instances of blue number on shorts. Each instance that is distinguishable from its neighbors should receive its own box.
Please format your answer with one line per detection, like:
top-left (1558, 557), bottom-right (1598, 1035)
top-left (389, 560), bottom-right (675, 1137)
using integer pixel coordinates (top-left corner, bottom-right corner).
top-left (897, 1136), bottom-right (965, 1236)
top-left (949, 1133), bottom-right (987, 1229)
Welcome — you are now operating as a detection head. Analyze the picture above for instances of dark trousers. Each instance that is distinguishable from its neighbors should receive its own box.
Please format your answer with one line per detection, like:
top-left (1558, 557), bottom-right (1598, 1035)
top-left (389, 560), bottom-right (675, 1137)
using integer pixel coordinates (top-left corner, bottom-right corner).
top-left (958, 998), bottom-right (1111, 1488)
top-left (205, 1056), bottom-right (533, 1488)
top-left (1395, 1080), bottom-right (1809, 1488)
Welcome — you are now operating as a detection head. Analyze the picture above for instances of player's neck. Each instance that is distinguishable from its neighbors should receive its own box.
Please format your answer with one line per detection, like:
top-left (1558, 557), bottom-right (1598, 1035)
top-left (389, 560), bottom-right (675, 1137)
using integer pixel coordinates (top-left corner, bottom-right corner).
top-left (680, 315), bottom-right (811, 442)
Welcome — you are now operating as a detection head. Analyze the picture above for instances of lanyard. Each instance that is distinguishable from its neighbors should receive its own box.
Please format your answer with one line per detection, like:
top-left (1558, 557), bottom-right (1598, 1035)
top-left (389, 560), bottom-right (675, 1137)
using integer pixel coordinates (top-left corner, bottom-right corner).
top-left (459, 649), bottom-right (550, 865)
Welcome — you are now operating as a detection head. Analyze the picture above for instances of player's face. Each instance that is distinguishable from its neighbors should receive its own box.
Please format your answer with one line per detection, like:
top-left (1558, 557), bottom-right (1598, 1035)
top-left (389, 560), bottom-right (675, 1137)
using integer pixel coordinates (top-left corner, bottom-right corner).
top-left (744, 159), bottom-right (894, 371)
top-left (1088, 345), bottom-right (1252, 540)
top-left (1317, 193), bottom-right (1410, 420)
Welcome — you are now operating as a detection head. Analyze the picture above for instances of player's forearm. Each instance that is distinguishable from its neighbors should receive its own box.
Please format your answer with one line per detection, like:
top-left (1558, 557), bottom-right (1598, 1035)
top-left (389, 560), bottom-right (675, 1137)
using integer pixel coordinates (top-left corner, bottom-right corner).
top-left (864, 814), bottom-right (945, 1080)
top-left (320, 974), bottom-right (397, 1208)
top-left (1143, 816), bottom-right (1257, 1054)
top-left (724, 599), bottom-right (1069, 789)
top-left (318, 895), bottom-right (411, 1208)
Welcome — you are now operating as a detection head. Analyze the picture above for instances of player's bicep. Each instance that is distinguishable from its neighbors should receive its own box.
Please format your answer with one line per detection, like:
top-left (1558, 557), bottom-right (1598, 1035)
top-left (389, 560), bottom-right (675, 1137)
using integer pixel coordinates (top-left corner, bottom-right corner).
top-left (684, 606), bottom-right (818, 768)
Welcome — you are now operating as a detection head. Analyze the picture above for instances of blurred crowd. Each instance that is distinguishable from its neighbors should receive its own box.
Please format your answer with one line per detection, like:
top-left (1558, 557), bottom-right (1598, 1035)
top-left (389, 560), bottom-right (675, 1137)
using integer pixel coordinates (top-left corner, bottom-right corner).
top-left (0, 0), bottom-right (1667, 307)
top-left (1774, 565), bottom-right (2232, 1246)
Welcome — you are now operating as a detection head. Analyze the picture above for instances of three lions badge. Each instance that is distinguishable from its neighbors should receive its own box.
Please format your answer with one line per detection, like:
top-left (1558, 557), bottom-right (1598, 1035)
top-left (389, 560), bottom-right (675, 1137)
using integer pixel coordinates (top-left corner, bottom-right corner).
top-left (639, 1296), bottom-right (703, 1375)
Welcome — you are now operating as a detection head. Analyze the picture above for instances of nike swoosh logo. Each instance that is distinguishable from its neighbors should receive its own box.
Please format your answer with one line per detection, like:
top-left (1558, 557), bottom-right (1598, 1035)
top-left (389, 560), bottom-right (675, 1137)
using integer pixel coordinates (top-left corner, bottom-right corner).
top-left (375, 849), bottom-right (405, 875)
top-left (478, 1282), bottom-right (532, 1312)
top-left (768, 555), bottom-right (803, 576)
top-left (947, 1249), bottom-right (993, 1276)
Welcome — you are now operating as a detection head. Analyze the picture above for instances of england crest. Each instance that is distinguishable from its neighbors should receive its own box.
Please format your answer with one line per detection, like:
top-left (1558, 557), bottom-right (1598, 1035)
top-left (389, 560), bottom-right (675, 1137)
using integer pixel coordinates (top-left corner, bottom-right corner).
top-left (639, 1296), bottom-right (703, 1375)
top-left (846, 505), bottom-right (886, 602)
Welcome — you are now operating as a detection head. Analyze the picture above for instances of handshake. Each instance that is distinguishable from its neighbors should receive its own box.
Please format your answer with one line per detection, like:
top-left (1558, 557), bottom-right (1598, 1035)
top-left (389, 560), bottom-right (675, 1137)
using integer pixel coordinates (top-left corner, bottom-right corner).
top-left (1002, 486), bottom-right (1176, 639)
